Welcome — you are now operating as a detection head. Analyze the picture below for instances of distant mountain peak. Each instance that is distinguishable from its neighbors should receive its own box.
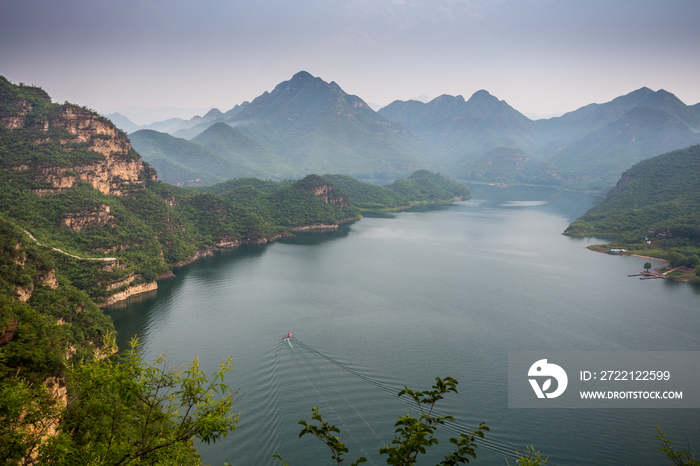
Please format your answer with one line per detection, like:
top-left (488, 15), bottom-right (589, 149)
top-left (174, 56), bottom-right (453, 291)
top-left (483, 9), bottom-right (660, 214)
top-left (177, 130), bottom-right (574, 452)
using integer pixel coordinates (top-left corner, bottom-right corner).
top-left (291, 70), bottom-right (314, 81)
top-left (471, 89), bottom-right (494, 98)
top-left (204, 108), bottom-right (223, 120)
top-left (467, 89), bottom-right (500, 105)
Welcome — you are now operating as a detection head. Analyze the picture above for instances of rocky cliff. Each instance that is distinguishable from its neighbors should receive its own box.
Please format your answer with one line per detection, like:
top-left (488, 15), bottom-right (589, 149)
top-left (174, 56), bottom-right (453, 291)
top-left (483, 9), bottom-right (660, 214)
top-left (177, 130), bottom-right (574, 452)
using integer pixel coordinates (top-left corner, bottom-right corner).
top-left (5, 107), bottom-right (151, 196)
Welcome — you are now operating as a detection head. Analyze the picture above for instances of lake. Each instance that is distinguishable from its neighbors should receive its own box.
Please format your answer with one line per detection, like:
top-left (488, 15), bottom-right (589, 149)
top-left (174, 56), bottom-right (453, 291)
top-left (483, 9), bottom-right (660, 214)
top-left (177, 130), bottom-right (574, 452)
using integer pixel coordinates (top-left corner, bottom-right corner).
top-left (106, 185), bottom-right (700, 466)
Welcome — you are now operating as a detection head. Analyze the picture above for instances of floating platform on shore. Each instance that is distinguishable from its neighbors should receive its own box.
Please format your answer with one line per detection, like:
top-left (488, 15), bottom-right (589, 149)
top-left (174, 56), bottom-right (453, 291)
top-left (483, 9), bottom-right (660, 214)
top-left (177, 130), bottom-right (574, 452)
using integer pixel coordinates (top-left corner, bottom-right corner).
top-left (628, 271), bottom-right (667, 280)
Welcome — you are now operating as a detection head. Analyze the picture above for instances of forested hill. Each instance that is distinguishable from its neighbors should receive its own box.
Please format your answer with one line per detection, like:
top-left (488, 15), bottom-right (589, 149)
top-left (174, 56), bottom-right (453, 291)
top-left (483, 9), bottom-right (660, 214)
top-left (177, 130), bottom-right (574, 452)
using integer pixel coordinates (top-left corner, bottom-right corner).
top-left (0, 76), bottom-right (360, 306)
top-left (565, 145), bottom-right (700, 267)
top-left (322, 171), bottom-right (471, 210)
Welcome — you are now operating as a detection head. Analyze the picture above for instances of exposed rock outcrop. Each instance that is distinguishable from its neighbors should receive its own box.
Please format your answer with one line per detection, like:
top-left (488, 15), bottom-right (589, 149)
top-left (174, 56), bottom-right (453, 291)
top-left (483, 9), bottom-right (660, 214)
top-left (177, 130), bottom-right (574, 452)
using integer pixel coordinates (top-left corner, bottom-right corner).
top-left (309, 183), bottom-right (350, 210)
top-left (4, 103), bottom-right (152, 196)
top-left (99, 282), bottom-right (157, 306)
top-left (0, 98), bottom-right (32, 130)
top-left (63, 204), bottom-right (114, 231)
top-left (106, 272), bottom-right (136, 291)
top-left (287, 223), bottom-right (339, 231)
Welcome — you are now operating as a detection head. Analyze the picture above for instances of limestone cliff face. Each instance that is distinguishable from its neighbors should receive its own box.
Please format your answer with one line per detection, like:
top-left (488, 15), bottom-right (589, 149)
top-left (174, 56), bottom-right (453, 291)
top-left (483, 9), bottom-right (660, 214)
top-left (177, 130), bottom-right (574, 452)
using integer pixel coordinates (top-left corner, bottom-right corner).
top-left (309, 183), bottom-right (350, 210)
top-left (62, 204), bottom-right (114, 231)
top-left (99, 282), bottom-right (157, 306)
top-left (5, 102), bottom-right (153, 196)
top-left (36, 155), bottom-right (146, 196)
top-left (14, 269), bottom-right (58, 302)
top-left (299, 175), bottom-right (351, 211)
top-left (0, 98), bottom-right (32, 130)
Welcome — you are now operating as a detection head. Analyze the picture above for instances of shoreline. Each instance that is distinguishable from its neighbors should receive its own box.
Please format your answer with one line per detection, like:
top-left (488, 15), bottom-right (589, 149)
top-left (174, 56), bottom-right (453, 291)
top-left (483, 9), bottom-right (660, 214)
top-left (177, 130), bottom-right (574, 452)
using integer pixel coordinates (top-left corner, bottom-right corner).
top-left (587, 245), bottom-right (699, 283)
top-left (629, 253), bottom-right (669, 265)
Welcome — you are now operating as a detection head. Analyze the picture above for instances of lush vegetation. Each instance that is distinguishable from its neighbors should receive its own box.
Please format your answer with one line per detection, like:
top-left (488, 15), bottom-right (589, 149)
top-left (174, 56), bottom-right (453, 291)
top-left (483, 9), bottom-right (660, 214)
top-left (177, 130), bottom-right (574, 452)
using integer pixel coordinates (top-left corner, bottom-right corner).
top-left (565, 145), bottom-right (700, 276)
top-left (35, 338), bottom-right (238, 465)
top-left (322, 174), bottom-right (411, 209)
top-left (382, 170), bottom-right (471, 203)
top-left (200, 174), bottom-right (361, 227)
top-left (1, 76), bottom-right (368, 302)
top-left (0, 216), bottom-right (114, 384)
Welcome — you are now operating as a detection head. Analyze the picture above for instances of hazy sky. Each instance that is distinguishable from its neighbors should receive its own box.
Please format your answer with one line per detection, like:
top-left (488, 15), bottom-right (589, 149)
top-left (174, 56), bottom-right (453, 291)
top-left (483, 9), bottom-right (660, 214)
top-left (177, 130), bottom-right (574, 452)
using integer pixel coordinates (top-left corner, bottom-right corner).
top-left (2, 0), bottom-right (699, 123)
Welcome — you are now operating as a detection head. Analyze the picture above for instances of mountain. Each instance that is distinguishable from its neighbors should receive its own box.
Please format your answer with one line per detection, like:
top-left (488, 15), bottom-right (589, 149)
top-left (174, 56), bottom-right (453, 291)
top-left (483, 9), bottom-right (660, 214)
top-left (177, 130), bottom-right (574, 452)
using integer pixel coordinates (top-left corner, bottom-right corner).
top-left (139, 72), bottom-right (438, 183)
top-left (103, 113), bottom-right (185, 135)
top-left (191, 122), bottom-right (293, 178)
top-left (141, 117), bottom-right (184, 133)
top-left (379, 91), bottom-right (538, 164)
top-left (168, 102), bottom-right (250, 139)
top-left (104, 112), bottom-right (141, 133)
top-left (380, 87), bottom-right (700, 189)
top-left (128, 129), bottom-right (234, 185)
top-left (225, 71), bottom-right (438, 180)
top-left (112, 76), bottom-right (700, 191)
top-left (541, 88), bottom-right (700, 138)
top-left (565, 144), bottom-right (700, 242)
top-left (548, 106), bottom-right (700, 189)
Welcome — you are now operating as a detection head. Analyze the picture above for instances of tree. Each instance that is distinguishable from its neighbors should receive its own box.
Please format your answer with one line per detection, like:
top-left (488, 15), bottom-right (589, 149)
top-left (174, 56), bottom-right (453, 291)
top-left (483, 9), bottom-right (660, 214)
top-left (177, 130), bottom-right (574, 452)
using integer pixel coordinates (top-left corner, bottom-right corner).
top-left (666, 251), bottom-right (685, 268)
top-left (644, 262), bottom-right (652, 272)
top-left (505, 445), bottom-right (547, 466)
top-left (656, 426), bottom-right (699, 466)
top-left (686, 255), bottom-right (699, 269)
top-left (0, 375), bottom-right (63, 464)
top-left (38, 336), bottom-right (240, 466)
top-left (276, 376), bottom-right (489, 466)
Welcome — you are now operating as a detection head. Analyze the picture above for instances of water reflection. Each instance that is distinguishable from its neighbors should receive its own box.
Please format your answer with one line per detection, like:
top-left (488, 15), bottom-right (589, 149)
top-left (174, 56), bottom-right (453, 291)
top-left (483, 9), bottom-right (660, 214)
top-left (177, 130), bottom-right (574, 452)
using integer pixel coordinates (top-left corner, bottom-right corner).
top-left (466, 184), bottom-right (596, 223)
top-left (278, 222), bottom-right (355, 246)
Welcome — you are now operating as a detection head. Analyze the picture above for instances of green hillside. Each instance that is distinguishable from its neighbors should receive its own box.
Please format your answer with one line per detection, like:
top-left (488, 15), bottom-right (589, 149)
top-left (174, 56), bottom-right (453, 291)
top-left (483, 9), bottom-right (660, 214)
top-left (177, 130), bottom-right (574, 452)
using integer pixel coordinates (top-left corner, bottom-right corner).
top-left (565, 145), bottom-right (700, 270)
top-left (321, 174), bottom-right (410, 210)
top-left (191, 122), bottom-right (293, 178)
top-left (129, 129), bottom-right (234, 185)
top-left (203, 175), bottom-right (361, 228)
top-left (383, 170), bottom-right (471, 202)
top-left (0, 215), bottom-right (114, 382)
top-left (565, 145), bottom-right (700, 237)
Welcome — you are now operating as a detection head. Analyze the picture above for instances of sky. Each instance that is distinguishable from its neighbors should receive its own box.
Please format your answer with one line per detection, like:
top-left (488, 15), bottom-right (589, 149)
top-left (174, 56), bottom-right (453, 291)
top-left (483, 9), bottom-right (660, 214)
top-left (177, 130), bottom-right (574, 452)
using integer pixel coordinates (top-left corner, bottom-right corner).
top-left (2, 0), bottom-right (699, 124)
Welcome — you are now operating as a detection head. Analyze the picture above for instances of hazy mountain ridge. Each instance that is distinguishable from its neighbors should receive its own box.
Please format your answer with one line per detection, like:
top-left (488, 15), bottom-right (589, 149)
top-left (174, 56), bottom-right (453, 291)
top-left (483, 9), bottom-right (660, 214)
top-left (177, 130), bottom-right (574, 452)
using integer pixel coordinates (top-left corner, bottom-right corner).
top-left (119, 72), bottom-right (700, 190)
top-left (130, 72), bottom-right (439, 183)
top-left (381, 86), bottom-right (700, 188)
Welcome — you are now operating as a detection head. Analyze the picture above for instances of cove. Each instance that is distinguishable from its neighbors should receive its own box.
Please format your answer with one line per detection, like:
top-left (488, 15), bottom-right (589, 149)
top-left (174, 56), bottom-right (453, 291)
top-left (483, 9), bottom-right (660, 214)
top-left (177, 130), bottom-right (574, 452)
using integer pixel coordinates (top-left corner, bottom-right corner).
top-left (106, 185), bottom-right (700, 466)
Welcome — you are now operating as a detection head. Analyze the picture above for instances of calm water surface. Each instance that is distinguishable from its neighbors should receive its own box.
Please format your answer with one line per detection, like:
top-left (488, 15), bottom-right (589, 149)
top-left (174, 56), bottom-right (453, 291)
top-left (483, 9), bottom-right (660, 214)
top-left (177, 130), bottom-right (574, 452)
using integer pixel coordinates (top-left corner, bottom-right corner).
top-left (106, 185), bottom-right (700, 466)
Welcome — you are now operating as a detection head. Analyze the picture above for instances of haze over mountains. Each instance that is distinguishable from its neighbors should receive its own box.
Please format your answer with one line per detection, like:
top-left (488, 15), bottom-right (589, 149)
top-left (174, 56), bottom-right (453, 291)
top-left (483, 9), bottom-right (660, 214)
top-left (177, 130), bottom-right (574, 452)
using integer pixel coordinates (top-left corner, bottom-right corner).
top-left (118, 71), bottom-right (700, 190)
